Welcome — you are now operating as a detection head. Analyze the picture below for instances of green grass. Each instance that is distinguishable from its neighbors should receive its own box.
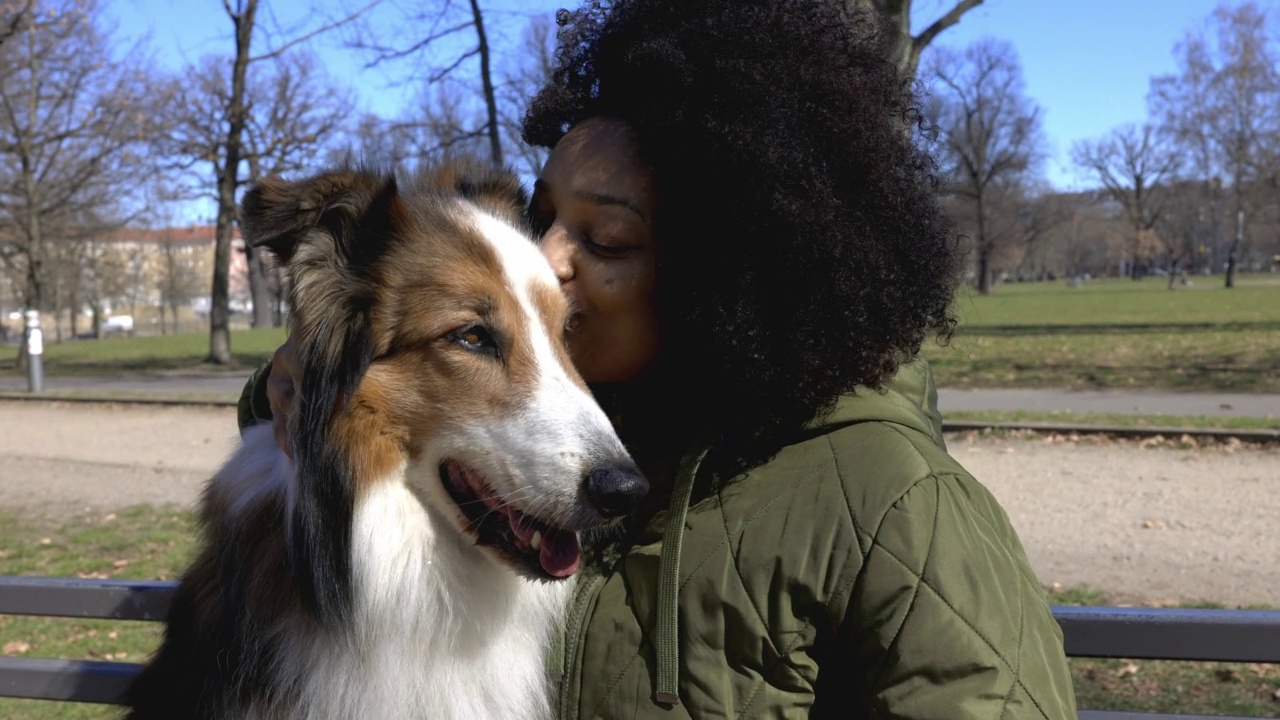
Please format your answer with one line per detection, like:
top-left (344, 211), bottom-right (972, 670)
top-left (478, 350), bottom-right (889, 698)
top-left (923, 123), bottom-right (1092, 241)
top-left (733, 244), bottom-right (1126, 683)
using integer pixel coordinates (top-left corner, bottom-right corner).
top-left (9, 276), bottom-right (1280, 394)
top-left (0, 390), bottom-right (239, 404)
top-left (3, 328), bottom-right (286, 377)
top-left (944, 410), bottom-right (1280, 432)
top-left (1049, 586), bottom-right (1280, 717)
top-left (925, 274), bottom-right (1280, 393)
top-left (2, 509), bottom-right (1278, 717)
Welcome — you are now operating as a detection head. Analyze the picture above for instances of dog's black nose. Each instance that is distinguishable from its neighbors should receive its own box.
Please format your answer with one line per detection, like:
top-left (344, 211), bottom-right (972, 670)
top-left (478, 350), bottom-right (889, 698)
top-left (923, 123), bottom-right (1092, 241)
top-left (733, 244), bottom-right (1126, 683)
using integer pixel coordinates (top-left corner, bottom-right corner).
top-left (585, 465), bottom-right (649, 518)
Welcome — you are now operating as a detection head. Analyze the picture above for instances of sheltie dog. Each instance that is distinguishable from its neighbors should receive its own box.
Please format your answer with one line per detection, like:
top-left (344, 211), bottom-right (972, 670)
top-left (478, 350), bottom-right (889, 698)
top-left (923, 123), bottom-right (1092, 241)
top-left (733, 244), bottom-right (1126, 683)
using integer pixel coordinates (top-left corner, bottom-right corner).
top-left (126, 162), bottom-right (647, 720)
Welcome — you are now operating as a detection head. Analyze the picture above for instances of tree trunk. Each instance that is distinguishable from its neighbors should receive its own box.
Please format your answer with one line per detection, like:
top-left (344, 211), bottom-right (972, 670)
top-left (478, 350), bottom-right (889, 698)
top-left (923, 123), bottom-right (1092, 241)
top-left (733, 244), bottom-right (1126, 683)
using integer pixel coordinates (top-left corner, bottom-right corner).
top-left (16, 29), bottom-right (42, 371)
top-left (975, 194), bottom-right (992, 295)
top-left (271, 264), bottom-right (286, 327)
top-left (1224, 207), bottom-right (1242, 289)
top-left (976, 245), bottom-right (992, 295)
top-left (209, 0), bottom-right (257, 364)
top-left (469, 0), bottom-right (503, 166)
top-left (246, 243), bottom-right (273, 328)
top-left (848, 0), bottom-right (985, 81)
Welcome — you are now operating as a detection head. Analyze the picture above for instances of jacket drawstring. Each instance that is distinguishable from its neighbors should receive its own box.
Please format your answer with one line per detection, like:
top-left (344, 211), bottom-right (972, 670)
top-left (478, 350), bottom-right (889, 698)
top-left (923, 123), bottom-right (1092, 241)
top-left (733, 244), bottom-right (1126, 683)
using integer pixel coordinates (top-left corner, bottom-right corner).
top-left (654, 446), bottom-right (708, 706)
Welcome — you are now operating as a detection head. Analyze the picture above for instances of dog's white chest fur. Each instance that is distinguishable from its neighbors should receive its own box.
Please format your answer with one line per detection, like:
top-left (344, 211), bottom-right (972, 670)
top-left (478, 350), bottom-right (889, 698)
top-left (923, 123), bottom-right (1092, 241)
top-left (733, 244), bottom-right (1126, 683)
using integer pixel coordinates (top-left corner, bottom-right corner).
top-left (268, 471), bottom-right (572, 720)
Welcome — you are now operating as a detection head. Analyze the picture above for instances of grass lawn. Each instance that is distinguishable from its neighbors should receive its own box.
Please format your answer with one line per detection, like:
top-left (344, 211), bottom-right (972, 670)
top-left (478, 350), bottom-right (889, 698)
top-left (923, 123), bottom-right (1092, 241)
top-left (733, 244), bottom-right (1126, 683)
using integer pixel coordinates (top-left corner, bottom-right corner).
top-left (925, 274), bottom-right (1280, 393)
top-left (6, 275), bottom-right (1279, 395)
top-left (1, 327), bottom-right (286, 377)
top-left (1, 507), bottom-right (1277, 718)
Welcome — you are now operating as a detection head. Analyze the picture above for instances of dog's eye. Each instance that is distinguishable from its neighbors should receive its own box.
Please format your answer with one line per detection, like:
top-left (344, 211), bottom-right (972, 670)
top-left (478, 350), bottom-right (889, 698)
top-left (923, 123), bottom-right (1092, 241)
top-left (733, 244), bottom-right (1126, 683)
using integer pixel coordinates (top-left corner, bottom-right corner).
top-left (449, 325), bottom-right (500, 357)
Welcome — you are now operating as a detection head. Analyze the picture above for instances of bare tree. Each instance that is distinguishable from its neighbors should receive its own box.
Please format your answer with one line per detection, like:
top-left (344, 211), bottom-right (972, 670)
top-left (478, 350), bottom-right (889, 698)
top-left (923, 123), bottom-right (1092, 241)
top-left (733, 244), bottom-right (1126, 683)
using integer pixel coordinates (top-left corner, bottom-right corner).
top-left (241, 53), bottom-right (350, 328)
top-left (154, 0), bottom-right (371, 363)
top-left (1071, 123), bottom-right (1180, 282)
top-left (0, 0), bottom-right (152, 366)
top-left (926, 38), bottom-right (1046, 294)
top-left (355, 0), bottom-right (504, 166)
top-left (156, 231), bottom-right (206, 335)
top-left (498, 15), bottom-right (555, 178)
top-left (849, 0), bottom-right (985, 80)
top-left (1150, 2), bottom-right (1280, 288)
top-left (1154, 178), bottom-right (1219, 286)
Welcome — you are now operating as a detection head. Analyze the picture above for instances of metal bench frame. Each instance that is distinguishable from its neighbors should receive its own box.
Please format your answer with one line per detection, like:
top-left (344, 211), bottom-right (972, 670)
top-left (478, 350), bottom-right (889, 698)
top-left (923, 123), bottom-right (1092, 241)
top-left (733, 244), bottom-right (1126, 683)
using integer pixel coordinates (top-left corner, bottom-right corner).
top-left (1, 576), bottom-right (1278, 718)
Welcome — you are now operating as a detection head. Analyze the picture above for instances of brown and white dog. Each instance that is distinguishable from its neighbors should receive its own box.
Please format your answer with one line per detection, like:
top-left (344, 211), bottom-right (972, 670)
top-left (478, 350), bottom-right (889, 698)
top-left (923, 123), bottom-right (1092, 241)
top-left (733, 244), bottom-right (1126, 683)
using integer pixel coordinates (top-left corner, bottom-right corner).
top-left (126, 163), bottom-right (646, 720)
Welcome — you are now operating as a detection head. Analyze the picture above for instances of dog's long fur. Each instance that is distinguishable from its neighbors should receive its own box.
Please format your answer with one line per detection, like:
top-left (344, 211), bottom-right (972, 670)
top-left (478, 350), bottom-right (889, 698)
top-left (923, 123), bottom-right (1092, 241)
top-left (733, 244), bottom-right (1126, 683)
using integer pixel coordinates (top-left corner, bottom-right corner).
top-left (126, 163), bottom-right (635, 720)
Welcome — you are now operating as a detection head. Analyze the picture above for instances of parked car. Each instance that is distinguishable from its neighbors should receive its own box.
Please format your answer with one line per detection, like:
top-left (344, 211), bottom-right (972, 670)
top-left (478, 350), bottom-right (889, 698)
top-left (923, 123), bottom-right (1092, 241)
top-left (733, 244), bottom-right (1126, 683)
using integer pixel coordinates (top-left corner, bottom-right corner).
top-left (102, 315), bottom-right (134, 337)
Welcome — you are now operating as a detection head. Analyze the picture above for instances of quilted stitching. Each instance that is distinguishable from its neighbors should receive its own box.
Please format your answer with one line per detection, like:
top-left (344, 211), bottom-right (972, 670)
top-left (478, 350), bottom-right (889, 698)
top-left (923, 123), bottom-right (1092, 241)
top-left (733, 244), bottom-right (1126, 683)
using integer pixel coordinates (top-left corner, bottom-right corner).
top-left (870, 527), bottom-right (1054, 720)
top-left (866, 477), bottom-right (938, 696)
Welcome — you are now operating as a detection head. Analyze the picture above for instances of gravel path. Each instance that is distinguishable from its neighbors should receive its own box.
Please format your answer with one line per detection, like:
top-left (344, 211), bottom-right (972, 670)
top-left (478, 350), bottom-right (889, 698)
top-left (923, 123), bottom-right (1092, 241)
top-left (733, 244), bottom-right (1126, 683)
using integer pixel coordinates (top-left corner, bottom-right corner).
top-left (2, 401), bottom-right (1277, 607)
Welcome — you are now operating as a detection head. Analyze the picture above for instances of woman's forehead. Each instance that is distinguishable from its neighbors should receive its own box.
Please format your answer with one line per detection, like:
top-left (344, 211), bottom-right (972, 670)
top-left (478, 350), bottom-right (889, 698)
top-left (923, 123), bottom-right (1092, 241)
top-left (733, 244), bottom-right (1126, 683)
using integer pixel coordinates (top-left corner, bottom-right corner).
top-left (542, 118), bottom-right (655, 203)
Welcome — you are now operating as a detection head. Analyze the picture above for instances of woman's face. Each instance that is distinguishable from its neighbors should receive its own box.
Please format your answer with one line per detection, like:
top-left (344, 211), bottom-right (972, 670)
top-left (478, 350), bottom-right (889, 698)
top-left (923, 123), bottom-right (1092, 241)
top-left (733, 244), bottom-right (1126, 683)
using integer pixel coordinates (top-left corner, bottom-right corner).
top-left (530, 117), bottom-right (660, 385)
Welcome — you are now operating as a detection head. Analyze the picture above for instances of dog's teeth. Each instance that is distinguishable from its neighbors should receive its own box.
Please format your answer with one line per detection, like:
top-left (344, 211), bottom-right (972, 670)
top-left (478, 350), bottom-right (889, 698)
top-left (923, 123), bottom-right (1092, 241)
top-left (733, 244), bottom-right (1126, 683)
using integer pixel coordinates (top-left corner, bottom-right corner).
top-left (530, 531), bottom-right (542, 551)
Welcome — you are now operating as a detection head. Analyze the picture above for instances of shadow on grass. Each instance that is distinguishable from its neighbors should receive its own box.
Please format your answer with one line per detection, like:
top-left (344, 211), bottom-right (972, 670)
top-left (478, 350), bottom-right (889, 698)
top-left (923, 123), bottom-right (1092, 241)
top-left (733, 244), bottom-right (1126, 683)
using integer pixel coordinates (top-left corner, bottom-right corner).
top-left (35, 354), bottom-right (269, 375)
top-left (958, 321), bottom-right (1280, 337)
top-left (930, 356), bottom-right (1280, 392)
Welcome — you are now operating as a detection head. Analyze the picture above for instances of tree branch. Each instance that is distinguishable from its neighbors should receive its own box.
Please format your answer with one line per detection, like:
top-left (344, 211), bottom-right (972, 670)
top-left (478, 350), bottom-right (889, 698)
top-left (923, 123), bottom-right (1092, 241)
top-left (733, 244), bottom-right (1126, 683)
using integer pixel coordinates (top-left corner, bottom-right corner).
top-left (250, 0), bottom-right (383, 63)
top-left (913, 0), bottom-right (984, 54)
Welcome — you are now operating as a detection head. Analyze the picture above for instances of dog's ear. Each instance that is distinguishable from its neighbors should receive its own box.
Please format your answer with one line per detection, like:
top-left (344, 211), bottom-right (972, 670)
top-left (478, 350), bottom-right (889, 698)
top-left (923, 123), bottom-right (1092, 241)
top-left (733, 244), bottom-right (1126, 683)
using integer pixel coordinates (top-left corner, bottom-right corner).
top-left (240, 169), bottom-right (402, 624)
top-left (239, 170), bottom-right (398, 266)
top-left (419, 159), bottom-right (528, 229)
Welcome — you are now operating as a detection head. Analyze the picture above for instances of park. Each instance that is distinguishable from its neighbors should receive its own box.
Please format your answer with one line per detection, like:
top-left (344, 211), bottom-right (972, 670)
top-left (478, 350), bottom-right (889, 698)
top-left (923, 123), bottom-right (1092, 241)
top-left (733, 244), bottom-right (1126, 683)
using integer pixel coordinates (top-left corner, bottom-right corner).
top-left (2, 275), bottom-right (1278, 718)
top-left (1, 0), bottom-right (1279, 717)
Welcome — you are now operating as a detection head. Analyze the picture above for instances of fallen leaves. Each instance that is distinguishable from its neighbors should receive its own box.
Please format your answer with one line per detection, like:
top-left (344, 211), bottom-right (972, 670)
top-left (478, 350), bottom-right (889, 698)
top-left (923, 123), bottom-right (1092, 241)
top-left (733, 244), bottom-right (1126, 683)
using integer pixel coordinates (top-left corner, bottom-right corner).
top-left (3, 640), bottom-right (30, 655)
top-left (1214, 668), bottom-right (1243, 683)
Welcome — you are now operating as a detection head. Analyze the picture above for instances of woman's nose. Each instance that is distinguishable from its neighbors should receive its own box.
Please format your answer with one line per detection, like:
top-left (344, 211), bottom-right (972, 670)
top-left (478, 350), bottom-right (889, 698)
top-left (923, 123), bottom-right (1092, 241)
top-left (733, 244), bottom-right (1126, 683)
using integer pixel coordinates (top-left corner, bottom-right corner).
top-left (539, 225), bottom-right (575, 285)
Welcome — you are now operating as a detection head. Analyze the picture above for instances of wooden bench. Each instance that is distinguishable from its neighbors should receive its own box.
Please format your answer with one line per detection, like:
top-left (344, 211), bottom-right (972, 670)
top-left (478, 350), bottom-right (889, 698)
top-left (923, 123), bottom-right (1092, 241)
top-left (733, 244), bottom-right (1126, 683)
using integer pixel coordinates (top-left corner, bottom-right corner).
top-left (2, 575), bottom-right (1278, 718)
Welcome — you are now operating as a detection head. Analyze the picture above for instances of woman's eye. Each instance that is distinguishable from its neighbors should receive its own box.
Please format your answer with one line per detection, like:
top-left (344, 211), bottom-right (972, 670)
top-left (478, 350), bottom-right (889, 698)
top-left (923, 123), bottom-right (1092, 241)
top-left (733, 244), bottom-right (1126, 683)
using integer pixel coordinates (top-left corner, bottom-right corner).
top-left (581, 233), bottom-right (631, 257)
top-left (448, 325), bottom-right (500, 358)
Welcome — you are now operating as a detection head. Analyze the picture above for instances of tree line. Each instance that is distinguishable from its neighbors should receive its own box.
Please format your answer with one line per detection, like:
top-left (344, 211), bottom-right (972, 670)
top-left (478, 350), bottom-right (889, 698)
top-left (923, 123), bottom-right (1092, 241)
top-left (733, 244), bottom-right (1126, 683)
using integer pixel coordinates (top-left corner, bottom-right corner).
top-left (924, 1), bottom-right (1280, 294)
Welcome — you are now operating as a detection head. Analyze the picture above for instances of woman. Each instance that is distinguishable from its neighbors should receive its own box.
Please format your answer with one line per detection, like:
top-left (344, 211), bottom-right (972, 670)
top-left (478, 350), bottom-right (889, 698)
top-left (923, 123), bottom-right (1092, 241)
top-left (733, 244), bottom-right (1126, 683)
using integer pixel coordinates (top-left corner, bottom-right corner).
top-left (240, 0), bottom-right (1077, 716)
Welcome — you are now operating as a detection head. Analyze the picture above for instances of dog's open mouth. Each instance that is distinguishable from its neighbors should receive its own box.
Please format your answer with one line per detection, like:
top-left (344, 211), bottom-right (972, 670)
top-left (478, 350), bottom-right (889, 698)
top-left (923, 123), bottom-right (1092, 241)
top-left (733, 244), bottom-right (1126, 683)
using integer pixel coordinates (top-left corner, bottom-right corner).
top-left (439, 460), bottom-right (581, 579)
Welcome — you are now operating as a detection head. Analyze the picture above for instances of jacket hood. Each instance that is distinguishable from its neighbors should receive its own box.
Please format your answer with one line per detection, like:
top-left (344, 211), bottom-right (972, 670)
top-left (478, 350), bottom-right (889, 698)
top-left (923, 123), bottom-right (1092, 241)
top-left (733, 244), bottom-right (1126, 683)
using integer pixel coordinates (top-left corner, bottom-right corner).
top-left (807, 357), bottom-right (946, 449)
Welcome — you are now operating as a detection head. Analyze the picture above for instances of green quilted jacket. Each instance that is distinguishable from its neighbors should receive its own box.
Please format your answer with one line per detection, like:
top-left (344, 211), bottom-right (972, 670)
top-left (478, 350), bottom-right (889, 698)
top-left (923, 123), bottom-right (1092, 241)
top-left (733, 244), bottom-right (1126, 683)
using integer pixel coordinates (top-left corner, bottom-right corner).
top-left (238, 360), bottom-right (1076, 718)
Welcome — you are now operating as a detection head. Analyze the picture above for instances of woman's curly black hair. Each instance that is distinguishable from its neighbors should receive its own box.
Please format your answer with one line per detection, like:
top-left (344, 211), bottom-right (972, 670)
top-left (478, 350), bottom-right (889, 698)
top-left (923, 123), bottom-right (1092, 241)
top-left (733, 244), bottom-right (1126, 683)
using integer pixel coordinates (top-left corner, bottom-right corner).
top-left (523, 0), bottom-right (961, 466)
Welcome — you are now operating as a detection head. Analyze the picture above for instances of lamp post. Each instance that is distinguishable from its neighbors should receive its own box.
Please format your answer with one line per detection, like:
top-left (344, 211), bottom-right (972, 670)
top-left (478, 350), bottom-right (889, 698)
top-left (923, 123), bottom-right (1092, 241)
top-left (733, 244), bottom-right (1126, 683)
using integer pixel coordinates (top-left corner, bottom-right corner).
top-left (25, 309), bottom-right (44, 393)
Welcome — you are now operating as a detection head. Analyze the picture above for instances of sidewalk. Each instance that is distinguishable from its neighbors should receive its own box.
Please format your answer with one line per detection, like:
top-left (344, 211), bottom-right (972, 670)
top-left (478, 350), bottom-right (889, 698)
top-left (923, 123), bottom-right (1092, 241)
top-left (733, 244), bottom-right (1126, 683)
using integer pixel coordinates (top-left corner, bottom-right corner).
top-left (2, 373), bottom-right (1278, 418)
top-left (937, 388), bottom-right (1279, 419)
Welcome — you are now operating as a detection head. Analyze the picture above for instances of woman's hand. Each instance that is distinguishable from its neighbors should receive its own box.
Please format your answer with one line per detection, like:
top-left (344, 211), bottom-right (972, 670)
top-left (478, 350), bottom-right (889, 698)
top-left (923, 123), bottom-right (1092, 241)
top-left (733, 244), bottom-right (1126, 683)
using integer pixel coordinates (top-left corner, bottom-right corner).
top-left (267, 335), bottom-right (298, 459)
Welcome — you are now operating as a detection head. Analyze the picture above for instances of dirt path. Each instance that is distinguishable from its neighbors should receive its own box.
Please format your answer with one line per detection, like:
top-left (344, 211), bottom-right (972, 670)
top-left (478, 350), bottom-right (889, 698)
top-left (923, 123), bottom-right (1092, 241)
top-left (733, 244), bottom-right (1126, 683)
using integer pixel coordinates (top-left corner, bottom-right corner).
top-left (2, 401), bottom-right (1277, 607)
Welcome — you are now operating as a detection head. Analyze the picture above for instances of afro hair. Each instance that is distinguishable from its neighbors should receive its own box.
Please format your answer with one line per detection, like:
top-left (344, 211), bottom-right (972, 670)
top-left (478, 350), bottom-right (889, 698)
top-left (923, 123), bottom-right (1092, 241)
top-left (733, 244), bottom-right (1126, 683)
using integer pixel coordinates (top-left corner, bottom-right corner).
top-left (523, 0), bottom-right (962, 468)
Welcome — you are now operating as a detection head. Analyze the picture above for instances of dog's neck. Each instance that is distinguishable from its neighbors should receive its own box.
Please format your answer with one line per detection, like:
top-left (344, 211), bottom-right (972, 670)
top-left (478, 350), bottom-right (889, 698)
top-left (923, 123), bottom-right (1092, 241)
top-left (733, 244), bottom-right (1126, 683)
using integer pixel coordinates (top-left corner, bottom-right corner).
top-left (280, 464), bottom-right (572, 720)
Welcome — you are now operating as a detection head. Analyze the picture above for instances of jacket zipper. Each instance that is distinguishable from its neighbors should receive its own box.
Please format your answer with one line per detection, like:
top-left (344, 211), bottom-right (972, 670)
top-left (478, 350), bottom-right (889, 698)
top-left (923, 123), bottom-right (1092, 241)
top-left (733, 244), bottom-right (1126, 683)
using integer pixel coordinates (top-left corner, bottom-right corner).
top-left (557, 570), bottom-right (607, 720)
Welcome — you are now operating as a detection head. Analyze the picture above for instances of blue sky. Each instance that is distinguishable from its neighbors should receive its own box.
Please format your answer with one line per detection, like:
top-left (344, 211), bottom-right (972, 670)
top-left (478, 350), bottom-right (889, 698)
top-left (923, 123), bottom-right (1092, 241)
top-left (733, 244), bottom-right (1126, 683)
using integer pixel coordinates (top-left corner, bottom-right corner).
top-left (110, 0), bottom-right (1230, 192)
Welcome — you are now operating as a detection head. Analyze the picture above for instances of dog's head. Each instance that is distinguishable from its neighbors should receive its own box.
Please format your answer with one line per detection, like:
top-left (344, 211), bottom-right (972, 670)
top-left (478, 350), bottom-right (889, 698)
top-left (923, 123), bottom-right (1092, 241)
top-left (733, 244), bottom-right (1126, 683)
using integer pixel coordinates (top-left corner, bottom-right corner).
top-left (240, 161), bottom-right (646, 621)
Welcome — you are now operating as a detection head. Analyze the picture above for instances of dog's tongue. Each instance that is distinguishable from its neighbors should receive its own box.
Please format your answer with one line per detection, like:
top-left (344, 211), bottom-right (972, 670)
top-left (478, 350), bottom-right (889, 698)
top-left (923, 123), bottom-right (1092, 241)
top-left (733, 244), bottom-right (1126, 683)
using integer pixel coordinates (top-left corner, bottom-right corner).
top-left (539, 530), bottom-right (580, 578)
top-left (506, 511), bottom-right (580, 578)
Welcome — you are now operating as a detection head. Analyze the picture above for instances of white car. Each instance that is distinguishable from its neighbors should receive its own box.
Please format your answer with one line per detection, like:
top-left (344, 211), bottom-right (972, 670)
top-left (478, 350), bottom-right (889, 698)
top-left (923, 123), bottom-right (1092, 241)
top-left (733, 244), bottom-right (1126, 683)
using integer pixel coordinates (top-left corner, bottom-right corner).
top-left (103, 315), bottom-right (134, 336)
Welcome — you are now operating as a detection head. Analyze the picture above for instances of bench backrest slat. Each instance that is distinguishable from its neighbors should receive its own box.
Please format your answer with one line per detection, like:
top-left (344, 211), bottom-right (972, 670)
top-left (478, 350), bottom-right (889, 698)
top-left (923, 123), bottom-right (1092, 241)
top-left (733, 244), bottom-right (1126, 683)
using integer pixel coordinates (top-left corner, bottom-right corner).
top-left (1, 576), bottom-right (1278, 718)
top-left (1054, 605), bottom-right (1280, 664)
top-left (0, 576), bottom-right (175, 621)
top-left (0, 657), bottom-right (138, 705)
top-left (1080, 707), bottom-right (1259, 712)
